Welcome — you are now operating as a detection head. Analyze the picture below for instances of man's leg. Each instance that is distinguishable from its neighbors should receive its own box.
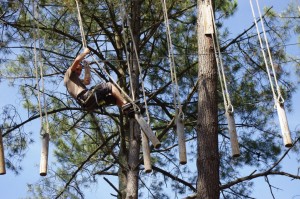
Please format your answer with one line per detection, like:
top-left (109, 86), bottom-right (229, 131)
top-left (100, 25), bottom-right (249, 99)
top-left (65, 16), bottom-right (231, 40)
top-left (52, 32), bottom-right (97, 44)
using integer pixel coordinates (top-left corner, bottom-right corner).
top-left (108, 83), bottom-right (144, 116)
top-left (110, 83), bottom-right (127, 107)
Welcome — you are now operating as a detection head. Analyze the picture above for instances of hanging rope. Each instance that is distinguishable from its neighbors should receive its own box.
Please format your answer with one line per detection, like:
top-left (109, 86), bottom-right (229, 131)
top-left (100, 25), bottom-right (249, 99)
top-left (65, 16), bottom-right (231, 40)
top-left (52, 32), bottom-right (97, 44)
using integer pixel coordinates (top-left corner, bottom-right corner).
top-left (117, 0), bottom-right (151, 120)
top-left (75, 0), bottom-right (87, 48)
top-left (254, 0), bottom-right (284, 103)
top-left (33, 0), bottom-right (50, 136)
top-left (117, 0), bottom-right (156, 169)
top-left (118, 0), bottom-right (139, 106)
top-left (161, 0), bottom-right (184, 119)
top-left (208, 2), bottom-right (233, 112)
top-left (249, 0), bottom-right (283, 104)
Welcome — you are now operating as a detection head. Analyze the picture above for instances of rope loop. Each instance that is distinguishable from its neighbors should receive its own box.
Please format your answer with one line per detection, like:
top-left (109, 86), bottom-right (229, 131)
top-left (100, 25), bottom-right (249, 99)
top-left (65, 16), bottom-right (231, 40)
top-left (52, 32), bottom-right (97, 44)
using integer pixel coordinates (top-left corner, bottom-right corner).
top-left (277, 94), bottom-right (285, 104)
top-left (226, 104), bottom-right (234, 114)
top-left (178, 110), bottom-right (185, 122)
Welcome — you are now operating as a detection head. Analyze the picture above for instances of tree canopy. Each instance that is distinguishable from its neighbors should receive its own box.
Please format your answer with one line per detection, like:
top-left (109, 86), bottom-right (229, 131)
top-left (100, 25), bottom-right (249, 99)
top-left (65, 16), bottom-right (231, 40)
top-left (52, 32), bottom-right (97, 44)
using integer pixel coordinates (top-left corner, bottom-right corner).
top-left (0, 0), bottom-right (299, 198)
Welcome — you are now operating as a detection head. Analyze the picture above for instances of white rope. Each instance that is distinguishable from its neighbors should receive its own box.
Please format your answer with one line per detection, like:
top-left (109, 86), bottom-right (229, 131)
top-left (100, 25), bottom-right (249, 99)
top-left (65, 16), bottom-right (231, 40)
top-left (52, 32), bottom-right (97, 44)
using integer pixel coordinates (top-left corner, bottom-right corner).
top-left (33, 0), bottom-right (50, 135)
top-left (161, 0), bottom-right (183, 119)
top-left (208, 3), bottom-right (233, 112)
top-left (211, 33), bottom-right (229, 111)
top-left (249, 0), bottom-right (279, 104)
top-left (75, 0), bottom-right (87, 48)
top-left (118, 1), bottom-right (135, 101)
top-left (118, 0), bottom-right (151, 121)
top-left (254, 0), bottom-right (283, 103)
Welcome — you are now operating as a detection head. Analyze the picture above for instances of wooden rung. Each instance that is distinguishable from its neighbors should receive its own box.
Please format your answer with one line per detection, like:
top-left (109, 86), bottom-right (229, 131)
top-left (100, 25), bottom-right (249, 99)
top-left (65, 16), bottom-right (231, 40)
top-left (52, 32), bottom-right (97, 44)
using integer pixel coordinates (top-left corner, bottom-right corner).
top-left (0, 128), bottom-right (6, 175)
top-left (276, 102), bottom-right (292, 147)
top-left (176, 115), bottom-right (187, 165)
top-left (40, 133), bottom-right (50, 176)
top-left (225, 111), bottom-right (240, 158)
top-left (141, 131), bottom-right (152, 173)
top-left (135, 114), bottom-right (161, 149)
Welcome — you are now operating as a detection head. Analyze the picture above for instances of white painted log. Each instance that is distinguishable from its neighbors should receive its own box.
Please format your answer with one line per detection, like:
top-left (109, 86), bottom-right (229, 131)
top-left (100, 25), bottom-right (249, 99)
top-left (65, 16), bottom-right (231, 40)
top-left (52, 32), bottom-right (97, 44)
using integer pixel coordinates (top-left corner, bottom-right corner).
top-left (0, 128), bottom-right (6, 175)
top-left (176, 114), bottom-right (187, 165)
top-left (40, 133), bottom-right (50, 176)
top-left (225, 110), bottom-right (240, 157)
top-left (276, 102), bottom-right (292, 147)
top-left (135, 113), bottom-right (161, 149)
top-left (141, 131), bottom-right (152, 173)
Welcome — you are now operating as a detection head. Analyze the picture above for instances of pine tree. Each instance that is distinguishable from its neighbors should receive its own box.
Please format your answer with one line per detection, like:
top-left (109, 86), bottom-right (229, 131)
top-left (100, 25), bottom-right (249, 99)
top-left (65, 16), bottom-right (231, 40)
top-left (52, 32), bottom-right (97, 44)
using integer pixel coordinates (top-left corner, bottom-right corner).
top-left (0, 0), bottom-right (299, 198)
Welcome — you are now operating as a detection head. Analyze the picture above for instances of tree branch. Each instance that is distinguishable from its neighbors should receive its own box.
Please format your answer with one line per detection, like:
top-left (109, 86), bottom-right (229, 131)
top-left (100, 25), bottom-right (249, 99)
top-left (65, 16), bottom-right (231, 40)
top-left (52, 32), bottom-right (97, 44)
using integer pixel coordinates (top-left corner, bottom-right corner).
top-left (152, 165), bottom-right (196, 192)
top-left (55, 134), bottom-right (115, 199)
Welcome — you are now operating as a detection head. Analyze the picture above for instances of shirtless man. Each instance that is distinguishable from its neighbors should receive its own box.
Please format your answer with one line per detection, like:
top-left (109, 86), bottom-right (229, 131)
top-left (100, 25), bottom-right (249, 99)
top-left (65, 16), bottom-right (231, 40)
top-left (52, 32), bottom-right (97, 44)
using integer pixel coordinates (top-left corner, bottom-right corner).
top-left (64, 48), bottom-right (137, 114)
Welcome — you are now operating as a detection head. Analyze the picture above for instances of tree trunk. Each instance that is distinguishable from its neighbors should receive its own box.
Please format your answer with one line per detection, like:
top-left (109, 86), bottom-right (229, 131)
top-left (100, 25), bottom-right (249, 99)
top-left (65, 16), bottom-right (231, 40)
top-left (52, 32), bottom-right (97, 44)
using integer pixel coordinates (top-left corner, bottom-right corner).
top-left (118, 137), bottom-right (128, 199)
top-left (196, 0), bottom-right (220, 199)
top-left (125, 0), bottom-right (141, 198)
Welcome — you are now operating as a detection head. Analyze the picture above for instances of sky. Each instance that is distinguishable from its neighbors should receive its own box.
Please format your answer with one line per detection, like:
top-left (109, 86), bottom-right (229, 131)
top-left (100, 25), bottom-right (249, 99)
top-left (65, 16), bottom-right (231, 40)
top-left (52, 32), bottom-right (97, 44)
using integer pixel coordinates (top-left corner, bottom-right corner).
top-left (1, 0), bottom-right (300, 199)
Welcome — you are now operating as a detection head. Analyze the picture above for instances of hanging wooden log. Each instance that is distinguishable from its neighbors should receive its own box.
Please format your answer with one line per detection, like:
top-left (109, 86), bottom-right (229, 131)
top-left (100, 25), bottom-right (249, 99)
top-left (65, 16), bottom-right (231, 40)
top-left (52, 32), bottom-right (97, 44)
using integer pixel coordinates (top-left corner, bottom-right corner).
top-left (0, 128), bottom-right (6, 175)
top-left (141, 131), bottom-right (152, 173)
top-left (276, 102), bottom-right (292, 147)
top-left (176, 111), bottom-right (187, 165)
top-left (40, 133), bottom-right (50, 176)
top-left (225, 110), bottom-right (240, 158)
top-left (134, 114), bottom-right (161, 149)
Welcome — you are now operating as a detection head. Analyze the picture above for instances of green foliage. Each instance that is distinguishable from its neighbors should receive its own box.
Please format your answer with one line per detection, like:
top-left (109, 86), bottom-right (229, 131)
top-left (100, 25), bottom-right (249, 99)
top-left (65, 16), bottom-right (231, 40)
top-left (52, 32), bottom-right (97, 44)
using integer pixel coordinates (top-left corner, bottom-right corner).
top-left (216, 0), bottom-right (238, 18)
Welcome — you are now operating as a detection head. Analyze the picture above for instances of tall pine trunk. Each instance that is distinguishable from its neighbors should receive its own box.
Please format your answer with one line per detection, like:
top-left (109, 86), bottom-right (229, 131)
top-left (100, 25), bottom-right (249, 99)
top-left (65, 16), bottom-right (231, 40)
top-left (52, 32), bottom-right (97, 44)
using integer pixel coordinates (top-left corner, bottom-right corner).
top-left (196, 0), bottom-right (220, 198)
top-left (125, 0), bottom-right (141, 198)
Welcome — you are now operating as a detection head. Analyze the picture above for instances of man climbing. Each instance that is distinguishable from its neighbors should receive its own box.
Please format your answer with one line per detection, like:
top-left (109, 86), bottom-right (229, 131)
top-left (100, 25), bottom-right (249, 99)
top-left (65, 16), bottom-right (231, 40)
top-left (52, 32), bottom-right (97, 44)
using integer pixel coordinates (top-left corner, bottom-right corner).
top-left (64, 47), bottom-right (140, 115)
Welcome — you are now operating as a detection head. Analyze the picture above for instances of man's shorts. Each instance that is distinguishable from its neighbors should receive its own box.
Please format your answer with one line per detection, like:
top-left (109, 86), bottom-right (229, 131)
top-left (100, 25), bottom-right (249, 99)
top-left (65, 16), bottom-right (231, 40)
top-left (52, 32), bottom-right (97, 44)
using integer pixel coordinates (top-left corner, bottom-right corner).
top-left (77, 82), bottom-right (116, 109)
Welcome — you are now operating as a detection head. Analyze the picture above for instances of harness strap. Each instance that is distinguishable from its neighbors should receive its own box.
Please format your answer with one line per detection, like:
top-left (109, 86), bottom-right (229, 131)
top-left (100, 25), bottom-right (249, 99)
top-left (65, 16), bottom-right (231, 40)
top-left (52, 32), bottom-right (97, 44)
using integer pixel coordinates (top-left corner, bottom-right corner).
top-left (77, 88), bottom-right (109, 110)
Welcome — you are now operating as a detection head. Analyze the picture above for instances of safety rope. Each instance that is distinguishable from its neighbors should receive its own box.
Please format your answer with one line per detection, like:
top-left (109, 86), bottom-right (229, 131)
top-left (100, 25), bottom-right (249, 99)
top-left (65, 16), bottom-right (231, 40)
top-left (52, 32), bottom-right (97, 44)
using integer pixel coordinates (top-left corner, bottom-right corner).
top-left (33, 0), bottom-right (50, 136)
top-left (161, 0), bottom-right (184, 119)
top-left (249, 0), bottom-right (283, 104)
top-left (208, 2), bottom-right (233, 112)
